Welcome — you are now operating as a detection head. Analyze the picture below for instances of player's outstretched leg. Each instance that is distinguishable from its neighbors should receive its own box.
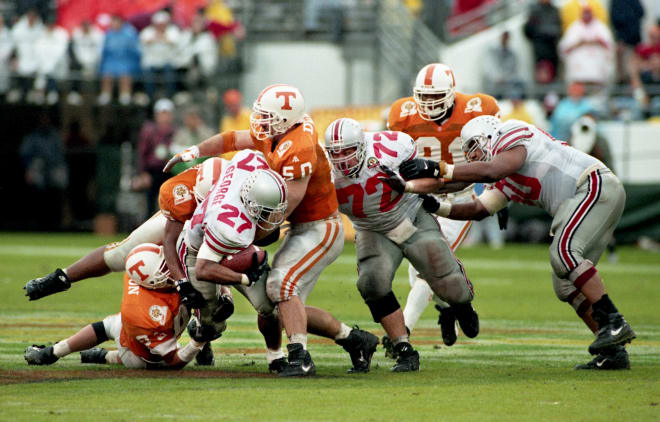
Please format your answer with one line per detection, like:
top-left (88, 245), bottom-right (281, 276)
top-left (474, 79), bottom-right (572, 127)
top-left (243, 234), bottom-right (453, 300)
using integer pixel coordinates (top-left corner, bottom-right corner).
top-left (575, 345), bottom-right (630, 370)
top-left (24, 345), bottom-right (59, 365)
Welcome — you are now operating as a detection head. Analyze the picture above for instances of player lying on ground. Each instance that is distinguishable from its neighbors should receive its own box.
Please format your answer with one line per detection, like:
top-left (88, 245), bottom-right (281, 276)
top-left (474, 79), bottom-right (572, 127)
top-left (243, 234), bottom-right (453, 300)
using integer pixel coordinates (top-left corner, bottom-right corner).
top-left (384, 115), bottom-right (635, 370)
top-left (25, 244), bottom-right (207, 369)
top-left (164, 84), bottom-right (379, 377)
top-left (324, 118), bottom-right (479, 372)
top-left (386, 63), bottom-right (501, 349)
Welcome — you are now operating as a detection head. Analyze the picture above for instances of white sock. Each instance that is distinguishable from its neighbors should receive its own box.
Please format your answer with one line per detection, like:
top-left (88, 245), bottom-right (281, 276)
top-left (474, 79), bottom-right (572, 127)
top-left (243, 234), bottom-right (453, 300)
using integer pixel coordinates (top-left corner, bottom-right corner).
top-left (402, 279), bottom-right (434, 331)
top-left (266, 348), bottom-right (285, 364)
top-left (53, 341), bottom-right (71, 357)
top-left (105, 350), bottom-right (120, 364)
top-left (392, 334), bottom-right (410, 346)
top-left (334, 323), bottom-right (352, 341)
top-left (289, 333), bottom-right (307, 349)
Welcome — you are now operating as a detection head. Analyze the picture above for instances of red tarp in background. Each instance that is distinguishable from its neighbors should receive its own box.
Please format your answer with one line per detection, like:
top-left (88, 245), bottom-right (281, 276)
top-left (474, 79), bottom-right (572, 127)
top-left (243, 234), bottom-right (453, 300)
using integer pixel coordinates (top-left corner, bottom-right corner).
top-left (56, 0), bottom-right (209, 32)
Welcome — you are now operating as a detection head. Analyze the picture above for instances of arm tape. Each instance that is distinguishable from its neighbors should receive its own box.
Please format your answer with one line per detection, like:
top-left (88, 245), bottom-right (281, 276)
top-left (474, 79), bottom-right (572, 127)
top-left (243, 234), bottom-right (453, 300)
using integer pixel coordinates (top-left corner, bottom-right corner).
top-left (220, 131), bottom-right (237, 154)
top-left (477, 189), bottom-right (508, 215)
top-left (176, 339), bottom-right (205, 363)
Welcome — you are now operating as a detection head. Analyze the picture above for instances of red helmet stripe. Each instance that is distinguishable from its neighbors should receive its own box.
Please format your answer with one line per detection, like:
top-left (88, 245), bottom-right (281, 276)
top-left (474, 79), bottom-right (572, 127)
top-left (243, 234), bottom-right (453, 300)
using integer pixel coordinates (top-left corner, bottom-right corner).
top-left (257, 84), bottom-right (289, 102)
top-left (332, 119), bottom-right (341, 141)
top-left (127, 244), bottom-right (161, 260)
top-left (424, 64), bottom-right (436, 86)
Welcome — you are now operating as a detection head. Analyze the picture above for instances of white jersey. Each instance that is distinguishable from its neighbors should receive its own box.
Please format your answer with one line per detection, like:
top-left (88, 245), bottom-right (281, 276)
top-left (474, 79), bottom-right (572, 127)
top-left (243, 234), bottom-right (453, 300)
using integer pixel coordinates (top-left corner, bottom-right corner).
top-left (333, 131), bottom-right (422, 232)
top-left (490, 119), bottom-right (606, 216)
top-left (183, 150), bottom-right (270, 259)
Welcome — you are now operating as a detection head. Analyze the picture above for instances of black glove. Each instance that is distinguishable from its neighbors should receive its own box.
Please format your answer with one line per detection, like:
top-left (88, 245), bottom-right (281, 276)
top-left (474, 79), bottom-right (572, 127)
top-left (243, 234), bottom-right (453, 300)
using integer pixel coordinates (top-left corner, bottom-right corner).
top-left (399, 158), bottom-right (441, 180)
top-left (497, 207), bottom-right (509, 230)
top-left (378, 165), bottom-right (406, 193)
top-left (244, 251), bottom-right (270, 286)
top-left (420, 194), bottom-right (441, 214)
top-left (176, 279), bottom-right (206, 309)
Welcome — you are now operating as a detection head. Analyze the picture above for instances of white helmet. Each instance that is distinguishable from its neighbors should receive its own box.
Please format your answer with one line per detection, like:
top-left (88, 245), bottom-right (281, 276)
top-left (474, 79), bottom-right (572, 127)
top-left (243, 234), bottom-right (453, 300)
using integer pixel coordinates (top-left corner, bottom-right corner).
top-left (125, 243), bottom-right (174, 290)
top-left (323, 118), bottom-right (366, 177)
top-left (413, 63), bottom-right (456, 121)
top-left (250, 84), bottom-right (305, 141)
top-left (460, 115), bottom-right (502, 162)
top-left (240, 169), bottom-right (288, 231)
top-left (193, 157), bottom-right (223, 203)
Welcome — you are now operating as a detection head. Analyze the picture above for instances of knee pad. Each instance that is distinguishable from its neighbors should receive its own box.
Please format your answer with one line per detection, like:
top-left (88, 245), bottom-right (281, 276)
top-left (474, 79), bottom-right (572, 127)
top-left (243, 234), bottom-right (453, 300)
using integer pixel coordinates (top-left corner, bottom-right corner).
top-left (365, 291), bottom-right (400, 323)
top-left (552, 273), bottom-right (591, 317)
top-left (104, 213), bottom-right (166, 271)
top-left (568, 260), bottom-right (597, 290)
top-left (103, 239), bottom-right (135, 272)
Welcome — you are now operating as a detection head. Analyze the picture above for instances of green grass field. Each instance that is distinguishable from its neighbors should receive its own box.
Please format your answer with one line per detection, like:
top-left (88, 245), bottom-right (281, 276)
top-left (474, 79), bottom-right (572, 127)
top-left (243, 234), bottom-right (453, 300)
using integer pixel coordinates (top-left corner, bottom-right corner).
top-left (1, 232), bottom-right (659, 421)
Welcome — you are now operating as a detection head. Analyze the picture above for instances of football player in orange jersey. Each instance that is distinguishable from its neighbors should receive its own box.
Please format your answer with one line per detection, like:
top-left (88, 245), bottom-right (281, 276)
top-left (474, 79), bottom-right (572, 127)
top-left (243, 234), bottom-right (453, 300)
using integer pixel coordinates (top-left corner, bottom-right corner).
top-left (164, 84), bottom-right (379, 376)
top-left (385, 63), bottom-right (500, 353)
top-left (24, 244), bottom-right (208, 369)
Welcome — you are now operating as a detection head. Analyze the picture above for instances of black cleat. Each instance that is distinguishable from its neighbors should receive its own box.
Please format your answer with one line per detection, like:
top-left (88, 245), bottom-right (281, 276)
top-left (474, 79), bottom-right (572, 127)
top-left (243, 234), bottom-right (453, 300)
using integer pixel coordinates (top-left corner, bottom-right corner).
top-left (436, 305), bottom-right (458, 346)
top-left (80, 348), bottom-right (108, 364)
top-left (24, 269), bottom-right (71, 301)
top-left (279, 343), bottom-right (316, 377)
top-left (268, 357), bottom-right (288, 374)
top-left (24, 344), bottom-right (59, 365)
top-left (336, 326), bottom-right (379, 373)
top-left (454, 303), bottom-right (479, 339)
top-left (575, 345), bottom-right (630, 370)
top-left (382, 335), bottom-right (398, 359)
top-left (589, 313), bottom-right (636, 355)
top-left (390, 342), bottom-right (420, 372)
top-left (195, 342), bottom-right (215, 366)
top-left (212, 294), bottom-right (234, 322)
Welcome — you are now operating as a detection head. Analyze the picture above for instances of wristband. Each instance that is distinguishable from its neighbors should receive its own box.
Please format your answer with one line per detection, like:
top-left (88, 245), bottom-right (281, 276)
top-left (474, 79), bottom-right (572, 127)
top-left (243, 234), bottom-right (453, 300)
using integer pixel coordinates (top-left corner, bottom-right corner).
top-left (444, 164), bottom-right (455, 181)
top-left (220, 131), bottom-right (237, 153)
top-left (240, 274), bottom-right (250, 286)
top-left (437, 201), bottom-right (452, 217)
top-left (404, 181), bottom-right (416, 193)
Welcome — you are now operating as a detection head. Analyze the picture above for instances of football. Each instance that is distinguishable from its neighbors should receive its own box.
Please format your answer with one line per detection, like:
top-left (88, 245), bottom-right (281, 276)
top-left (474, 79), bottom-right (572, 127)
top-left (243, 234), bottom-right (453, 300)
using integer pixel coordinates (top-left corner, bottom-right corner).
top-left (219, 245), bottom-right (266, 273)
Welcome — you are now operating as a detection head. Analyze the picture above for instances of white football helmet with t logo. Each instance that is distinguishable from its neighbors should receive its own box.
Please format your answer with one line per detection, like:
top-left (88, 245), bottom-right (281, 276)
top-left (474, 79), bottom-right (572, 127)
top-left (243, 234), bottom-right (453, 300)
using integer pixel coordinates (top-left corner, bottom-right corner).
top-left (193, 157), bottom-right (223, 203)
top-left (460, 115), bottom-right (502, 162)
top-left (413, 63), bottom-right (456, 121)
top-left (323, 118), bottom-right (366, 177)
top-left (240, 169), bottom-right (288, 231)
top-left (125, 243), bottom-right (174, 289)
top-left (250, 84), bottom-right (305, 141)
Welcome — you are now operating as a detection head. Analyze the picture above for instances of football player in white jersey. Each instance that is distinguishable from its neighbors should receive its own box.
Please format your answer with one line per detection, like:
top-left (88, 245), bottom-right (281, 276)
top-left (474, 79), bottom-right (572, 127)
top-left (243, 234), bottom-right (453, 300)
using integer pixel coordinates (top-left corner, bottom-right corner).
top-left (175, 150), bottom-right (287, 373)
top-left (393, 115), bottom-right (636, 370)
top-left (324, 118), bottom-right (478, 372)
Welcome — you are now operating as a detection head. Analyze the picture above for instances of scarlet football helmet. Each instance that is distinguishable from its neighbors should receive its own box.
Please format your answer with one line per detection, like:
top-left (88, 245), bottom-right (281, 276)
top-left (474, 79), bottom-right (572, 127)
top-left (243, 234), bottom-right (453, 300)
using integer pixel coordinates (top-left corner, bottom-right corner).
top-left (250, 84), bottom-right (305, 140)
top-left (193, 157), bottom-right (223, 203)
top-left (323, 118), bottom-right (366, 177)
top-left (240, 169), bottom-right (288, 231)
top-left (125, 243), bottom-right (174, 289)
top-left (413, 63), bottom-right (456, 121)
top-left (460, 115), bottom-right (502, 162)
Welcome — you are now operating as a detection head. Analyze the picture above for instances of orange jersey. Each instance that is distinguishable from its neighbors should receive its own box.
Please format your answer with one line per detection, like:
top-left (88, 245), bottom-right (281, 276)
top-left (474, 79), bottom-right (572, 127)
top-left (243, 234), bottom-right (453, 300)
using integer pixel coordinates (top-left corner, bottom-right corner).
top-left (119, 273), bottom-right (182, 362)
top-left (159, 165), bottom-right (199, 223)
top-left (388, 92), bottom-right (500, 165)
top-left (249, 116), bottom-right (338, 223)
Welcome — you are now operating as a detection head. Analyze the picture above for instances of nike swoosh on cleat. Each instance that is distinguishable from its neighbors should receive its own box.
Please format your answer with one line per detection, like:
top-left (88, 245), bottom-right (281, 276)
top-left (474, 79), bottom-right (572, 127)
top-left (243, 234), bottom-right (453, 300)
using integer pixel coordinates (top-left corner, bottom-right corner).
top-left (610, 326), bottom-right (623, 336)
top-left (596, 359), bottom-right (607, 368)
top-left (301, 364), bottom-right (312, 373)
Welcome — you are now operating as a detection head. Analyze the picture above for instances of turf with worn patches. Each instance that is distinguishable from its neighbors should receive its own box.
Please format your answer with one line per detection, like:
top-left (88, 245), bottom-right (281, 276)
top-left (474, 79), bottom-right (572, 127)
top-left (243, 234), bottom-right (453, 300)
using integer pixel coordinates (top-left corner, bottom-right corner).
top-left (0, 232), bottom-right (659, 421)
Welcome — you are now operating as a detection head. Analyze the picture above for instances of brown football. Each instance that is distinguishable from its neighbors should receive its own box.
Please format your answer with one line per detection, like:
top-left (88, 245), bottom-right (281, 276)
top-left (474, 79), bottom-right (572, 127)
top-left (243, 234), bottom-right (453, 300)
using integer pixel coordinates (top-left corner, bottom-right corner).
top-left (219, 245), bottom-right (266, 273)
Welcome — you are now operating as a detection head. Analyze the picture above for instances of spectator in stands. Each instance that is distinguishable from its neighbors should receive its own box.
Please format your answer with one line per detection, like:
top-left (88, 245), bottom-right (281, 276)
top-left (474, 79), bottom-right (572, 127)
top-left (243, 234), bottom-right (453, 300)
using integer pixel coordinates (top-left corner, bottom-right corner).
top-left (19, 111), bottom-right (68, 230)
top-left (140, 11), bottom-right (180, 101)
top-left (560, 0), bottom-right (609, 33)
top-left (629, 24), bottom-right (660, 108)
top-left (559, 5), bottom-right (614, 92)
top-left (217, 89), bottom-right (249, 160)
top-left (500, 83), bottom-right (549, 129)
top-left (524, 0), bottom-right (562, 84)
top-left (482, 31), bottom-right (523, 99)
top-left (205, 0), bottom-right (245, 59)
top-left (0, 15), bottom-right (13, 102)
top-left (136, 98), bottom-right (176, 215)
top-left (610, 0), bottom-right (644, 84)
top-left (549, 82), bottom-right (594, 141)
top-left (10, 8), bottom-right (44, 102)
top-left (69, 20), bottom-right (104, 105)
top-left (34, 16), bottom-right (69, 105)
top-left (98, 15), bottom-right (140, 106)
top-left (175, 11), bottom-right (218, 92)
top-left (170, 105), bottom-right (214, 174)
